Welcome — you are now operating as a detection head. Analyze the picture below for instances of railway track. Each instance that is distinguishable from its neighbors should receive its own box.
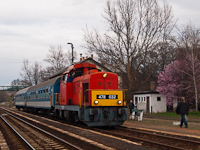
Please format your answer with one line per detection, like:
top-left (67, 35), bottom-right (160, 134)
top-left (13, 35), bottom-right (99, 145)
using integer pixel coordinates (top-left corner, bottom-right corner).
top-left (0, 110), bottom-right (86, 150)
top-left (1, 106), bottom-right (200, 150)
top-left (0, 114), bottom-right (33, 150)
top-left (92, 126), bottom-right (200, 150)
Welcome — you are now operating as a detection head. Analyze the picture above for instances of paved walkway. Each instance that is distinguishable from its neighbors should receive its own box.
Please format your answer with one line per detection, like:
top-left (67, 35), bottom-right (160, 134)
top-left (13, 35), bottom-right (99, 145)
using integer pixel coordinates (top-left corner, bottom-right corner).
top-left (144, 113), bottom-right (200, 122)
top-left (123, 113), bottom-right (200, 139)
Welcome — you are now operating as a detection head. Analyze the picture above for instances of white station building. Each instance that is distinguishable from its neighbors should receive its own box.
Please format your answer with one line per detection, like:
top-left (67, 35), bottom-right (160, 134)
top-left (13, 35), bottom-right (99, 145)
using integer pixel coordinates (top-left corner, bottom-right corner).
top-left (133, 91), bottom-right (167, 113)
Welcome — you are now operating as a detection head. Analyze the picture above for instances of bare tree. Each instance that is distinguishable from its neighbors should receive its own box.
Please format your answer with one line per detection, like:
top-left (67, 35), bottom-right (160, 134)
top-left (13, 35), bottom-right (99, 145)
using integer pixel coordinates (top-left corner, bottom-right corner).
top-left (84, 0), bottom-right (176, 95)
top-left (13, 45), bottom-right (77, 86)
top-left (44, 45), bottom-right (77, 76)
top-left (20, 59), bottom-right (33, 86)
top-left (32, 62), bottom-right (43, 85)
top-left (0, 91), bottom-right (10, 102)
top-left (20, 59), bottom-right (43, 86)
top-left (11, 79), bottom-right (24, 86)
top-left (175, 24), bottom-right (200, 114)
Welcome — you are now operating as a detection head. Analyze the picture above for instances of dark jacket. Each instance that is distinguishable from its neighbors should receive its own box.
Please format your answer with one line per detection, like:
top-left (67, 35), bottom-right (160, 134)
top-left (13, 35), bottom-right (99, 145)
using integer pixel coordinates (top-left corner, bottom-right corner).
top-left (176, 102), bottom-right (189, 115)
top-left (129, 103), bottom-right (134, 112)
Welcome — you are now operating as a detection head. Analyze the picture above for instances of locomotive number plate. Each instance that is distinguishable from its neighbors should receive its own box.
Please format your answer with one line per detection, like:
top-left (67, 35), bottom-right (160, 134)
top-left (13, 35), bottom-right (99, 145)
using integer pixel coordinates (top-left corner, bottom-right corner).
top-left (97, 95), bottom-right (118, 99)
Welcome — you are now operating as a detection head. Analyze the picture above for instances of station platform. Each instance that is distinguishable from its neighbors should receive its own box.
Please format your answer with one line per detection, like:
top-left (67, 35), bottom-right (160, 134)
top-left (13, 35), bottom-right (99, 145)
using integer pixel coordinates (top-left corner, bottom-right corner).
top-left (123, 114), bottom-right (200, 139)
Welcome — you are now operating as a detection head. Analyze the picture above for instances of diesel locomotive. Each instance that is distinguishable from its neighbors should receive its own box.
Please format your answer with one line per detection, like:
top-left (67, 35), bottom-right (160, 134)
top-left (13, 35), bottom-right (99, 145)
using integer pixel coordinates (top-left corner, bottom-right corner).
top-left (14, 62), bottom-right (128, 126)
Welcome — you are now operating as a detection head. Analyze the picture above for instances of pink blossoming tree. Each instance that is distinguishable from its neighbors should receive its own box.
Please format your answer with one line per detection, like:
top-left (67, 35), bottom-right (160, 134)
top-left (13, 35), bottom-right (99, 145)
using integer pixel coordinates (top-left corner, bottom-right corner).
top-left (156, 61), bottom-right (185, 106)
top-left (157, 54), bottom-right (200, 113)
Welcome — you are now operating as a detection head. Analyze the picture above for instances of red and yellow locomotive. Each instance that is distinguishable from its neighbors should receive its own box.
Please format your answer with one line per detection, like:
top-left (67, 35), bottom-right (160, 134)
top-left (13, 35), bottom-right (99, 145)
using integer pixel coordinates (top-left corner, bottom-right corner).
top-left (55, 62), bottom-right (128, 126)
top-left (15, 62), bottom-right (128, 126)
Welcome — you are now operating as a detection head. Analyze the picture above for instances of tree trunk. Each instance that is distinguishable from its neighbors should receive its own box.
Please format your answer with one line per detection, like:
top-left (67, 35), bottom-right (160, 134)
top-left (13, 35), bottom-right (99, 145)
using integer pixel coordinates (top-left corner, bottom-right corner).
top-left (191, 53), bottom-right (198, 114)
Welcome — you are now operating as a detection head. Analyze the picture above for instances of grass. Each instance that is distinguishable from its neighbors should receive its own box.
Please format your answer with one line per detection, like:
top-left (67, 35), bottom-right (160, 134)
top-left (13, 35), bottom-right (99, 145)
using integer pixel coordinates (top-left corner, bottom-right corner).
top-left (150, 111), bottom-right (200, 118)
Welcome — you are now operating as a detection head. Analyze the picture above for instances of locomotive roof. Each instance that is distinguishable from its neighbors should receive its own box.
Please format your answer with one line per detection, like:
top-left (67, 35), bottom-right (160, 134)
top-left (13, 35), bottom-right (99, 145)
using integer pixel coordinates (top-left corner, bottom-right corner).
top-left (49, 62), bottom-right (98, 79)
top-left (28, 76), bottom-right (61, 91)
top-left (15, 87), bottom-right (30, 95)
top-left (132, 91), bottom-right (160, 95)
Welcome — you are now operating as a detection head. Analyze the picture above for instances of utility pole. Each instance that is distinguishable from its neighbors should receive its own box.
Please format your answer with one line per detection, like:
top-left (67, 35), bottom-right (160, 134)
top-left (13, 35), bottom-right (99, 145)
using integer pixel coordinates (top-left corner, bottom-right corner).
top-left (67, 43), bottom-right (74, 64)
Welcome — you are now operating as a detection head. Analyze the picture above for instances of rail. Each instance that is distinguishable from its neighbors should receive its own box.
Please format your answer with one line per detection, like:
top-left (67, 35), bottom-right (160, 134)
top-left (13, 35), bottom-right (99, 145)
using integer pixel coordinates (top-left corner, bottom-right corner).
top-left (0, 115), bottom-right (35, 150)
top-left (5, 111), bottom-right (83, 150)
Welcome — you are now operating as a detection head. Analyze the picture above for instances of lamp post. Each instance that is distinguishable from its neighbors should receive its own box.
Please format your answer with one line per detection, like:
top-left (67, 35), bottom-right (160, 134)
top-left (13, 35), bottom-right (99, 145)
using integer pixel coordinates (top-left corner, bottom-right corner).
top-left (67, 43), bottom-right (74, 64)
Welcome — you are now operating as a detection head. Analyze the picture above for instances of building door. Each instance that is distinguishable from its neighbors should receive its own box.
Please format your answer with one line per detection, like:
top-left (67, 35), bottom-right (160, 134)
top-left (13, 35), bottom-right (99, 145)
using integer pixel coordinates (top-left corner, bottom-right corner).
top-left (146, 96), bottom-right (150, 113)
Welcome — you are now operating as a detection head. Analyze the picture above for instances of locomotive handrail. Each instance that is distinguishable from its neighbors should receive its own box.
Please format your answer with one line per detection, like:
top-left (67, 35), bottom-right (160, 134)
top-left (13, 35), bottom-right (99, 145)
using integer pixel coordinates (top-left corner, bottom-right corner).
top-left (55, 93), bottom-right (60, 105)
top-left (79, 91), bottom-right (81, 109)
top-left (123, 89), bottom-right (127, 106)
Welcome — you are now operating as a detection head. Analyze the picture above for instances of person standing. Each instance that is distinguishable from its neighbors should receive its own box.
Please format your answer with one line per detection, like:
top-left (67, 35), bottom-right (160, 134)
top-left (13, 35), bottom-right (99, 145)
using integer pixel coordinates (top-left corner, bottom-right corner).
top-left (129, 100), bottom-right (134, 114)
top-left (134, 101), bottom-right (138, 116)
top-left (176, 97), bottom-right (189, 128)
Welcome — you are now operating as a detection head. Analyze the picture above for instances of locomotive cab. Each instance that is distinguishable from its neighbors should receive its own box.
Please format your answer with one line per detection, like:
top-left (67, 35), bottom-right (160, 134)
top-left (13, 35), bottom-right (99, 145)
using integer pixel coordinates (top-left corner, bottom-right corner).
top-left (56, 62), bottom-right (127, 126)
top-left (82, 71), bottom-right (127, 126)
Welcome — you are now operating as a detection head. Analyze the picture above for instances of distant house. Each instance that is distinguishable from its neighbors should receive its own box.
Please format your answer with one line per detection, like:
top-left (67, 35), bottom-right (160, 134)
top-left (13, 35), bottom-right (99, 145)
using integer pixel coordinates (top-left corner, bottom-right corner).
top-left (79, 56), bottom-right (112, 72)
top-left (133, 91), bottom-right (167, 113)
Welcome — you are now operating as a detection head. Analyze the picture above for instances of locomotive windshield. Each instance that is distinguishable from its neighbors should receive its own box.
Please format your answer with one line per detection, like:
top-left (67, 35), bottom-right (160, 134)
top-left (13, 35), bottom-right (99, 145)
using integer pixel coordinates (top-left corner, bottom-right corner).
top-left (70, 70), bottom-right (83, 78)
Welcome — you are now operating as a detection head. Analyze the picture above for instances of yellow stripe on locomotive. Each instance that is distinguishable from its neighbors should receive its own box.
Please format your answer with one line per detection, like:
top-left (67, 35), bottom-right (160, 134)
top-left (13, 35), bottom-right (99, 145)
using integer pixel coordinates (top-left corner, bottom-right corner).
top-left (91, 90), bottom-right (123, 106)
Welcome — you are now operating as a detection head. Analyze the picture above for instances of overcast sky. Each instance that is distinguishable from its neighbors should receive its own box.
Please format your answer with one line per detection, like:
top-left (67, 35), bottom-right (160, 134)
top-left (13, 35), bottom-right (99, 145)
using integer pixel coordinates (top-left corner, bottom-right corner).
top-left (0, 0), bottom-right (200, 86)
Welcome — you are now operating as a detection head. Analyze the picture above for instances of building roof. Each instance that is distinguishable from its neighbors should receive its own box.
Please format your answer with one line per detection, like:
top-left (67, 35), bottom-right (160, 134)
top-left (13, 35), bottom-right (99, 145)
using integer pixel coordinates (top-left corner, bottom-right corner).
top-left (49, 57), bottom-right (112, 79)
top-left (79, 57), bottom-right (112, 72)
top-left (132, 91), bottom-right (160, 95)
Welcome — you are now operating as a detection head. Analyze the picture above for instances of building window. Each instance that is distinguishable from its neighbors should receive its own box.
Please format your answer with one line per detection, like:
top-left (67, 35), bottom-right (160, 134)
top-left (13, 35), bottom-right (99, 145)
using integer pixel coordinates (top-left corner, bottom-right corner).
top-left (144, 97), bottom-right (146, 102)
top-left (135, 97), bottom-right (138, 103)
top-left (157, 97), bottom-right (161, 101)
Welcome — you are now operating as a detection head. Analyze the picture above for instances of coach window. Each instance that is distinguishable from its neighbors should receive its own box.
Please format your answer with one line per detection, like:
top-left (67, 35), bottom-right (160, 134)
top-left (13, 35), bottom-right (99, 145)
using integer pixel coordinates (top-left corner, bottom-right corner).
top-left (43, 89), bottom-right (45, 98)
top-left (38, 90), bottom-right (40, 98)
top-left (40, 90), bottom-right (42, 98)
top-left (46, 88), bottom-right (48, 98)
top-left (36, 90), bottom-right (38, 99)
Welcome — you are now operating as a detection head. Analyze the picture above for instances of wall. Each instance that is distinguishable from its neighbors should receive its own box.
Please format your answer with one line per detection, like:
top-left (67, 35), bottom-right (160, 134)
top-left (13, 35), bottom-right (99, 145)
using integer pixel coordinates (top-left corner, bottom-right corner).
top-left (150, 94), bottom-right (166, 113)
top-left (133, 93), bottom-right (167, 113)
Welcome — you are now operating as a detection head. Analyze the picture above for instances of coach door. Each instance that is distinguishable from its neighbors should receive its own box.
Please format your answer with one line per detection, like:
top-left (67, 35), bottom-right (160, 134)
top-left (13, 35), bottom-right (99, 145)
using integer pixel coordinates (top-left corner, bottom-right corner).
top-left (50, 86), bottom-right (53, 106)
top-left (146, 96), bottom-right (150, 113)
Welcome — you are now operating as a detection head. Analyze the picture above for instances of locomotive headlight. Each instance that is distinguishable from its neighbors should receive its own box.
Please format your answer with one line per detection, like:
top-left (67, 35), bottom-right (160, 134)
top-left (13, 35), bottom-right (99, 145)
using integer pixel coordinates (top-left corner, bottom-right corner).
top-left (103, 73), bottom-right (107, 78)
top-left (94, 100), bottom-right (99, 105)
top-left (117, 100), bottom-right (122, 104)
